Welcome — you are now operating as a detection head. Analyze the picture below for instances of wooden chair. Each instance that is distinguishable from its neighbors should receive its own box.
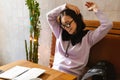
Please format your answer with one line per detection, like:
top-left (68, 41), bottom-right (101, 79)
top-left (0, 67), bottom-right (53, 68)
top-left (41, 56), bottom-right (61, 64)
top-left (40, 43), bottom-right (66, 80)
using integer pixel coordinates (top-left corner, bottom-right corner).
top-left (49, 20), bottom-right (120, 80)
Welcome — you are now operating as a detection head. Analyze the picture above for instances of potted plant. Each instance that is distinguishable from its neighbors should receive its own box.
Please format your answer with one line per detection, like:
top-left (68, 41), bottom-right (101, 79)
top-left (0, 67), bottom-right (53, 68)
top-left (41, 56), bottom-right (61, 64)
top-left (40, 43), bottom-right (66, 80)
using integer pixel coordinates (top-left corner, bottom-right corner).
top-left (25, 0), bottom-right (41, 63)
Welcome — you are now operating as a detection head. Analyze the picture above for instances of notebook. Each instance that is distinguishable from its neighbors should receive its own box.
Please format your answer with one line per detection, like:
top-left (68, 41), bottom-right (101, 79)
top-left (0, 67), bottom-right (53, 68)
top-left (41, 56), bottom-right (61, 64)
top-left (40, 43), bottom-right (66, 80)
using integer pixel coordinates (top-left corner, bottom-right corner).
top-left (0, 66), bottom-right (45, 80)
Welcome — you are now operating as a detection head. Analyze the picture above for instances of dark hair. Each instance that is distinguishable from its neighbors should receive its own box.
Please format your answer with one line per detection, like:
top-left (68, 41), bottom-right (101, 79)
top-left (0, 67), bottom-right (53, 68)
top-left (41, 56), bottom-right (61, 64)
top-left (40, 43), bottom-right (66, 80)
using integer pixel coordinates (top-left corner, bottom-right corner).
top-left (59, 9), bottom-right (88, 45)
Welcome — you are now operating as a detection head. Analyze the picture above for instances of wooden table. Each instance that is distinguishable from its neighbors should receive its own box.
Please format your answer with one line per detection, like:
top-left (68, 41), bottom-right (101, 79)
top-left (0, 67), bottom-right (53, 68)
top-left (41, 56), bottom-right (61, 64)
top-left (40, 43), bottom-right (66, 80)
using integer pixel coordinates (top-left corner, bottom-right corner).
top-left (0, 60), bottom-right (77, 80)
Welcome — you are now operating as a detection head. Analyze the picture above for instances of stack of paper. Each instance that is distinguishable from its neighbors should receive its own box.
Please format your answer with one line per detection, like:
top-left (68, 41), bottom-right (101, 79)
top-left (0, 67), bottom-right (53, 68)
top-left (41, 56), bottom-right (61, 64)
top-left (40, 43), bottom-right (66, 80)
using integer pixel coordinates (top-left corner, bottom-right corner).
top-left (0, 66), bottom-right (45, 80)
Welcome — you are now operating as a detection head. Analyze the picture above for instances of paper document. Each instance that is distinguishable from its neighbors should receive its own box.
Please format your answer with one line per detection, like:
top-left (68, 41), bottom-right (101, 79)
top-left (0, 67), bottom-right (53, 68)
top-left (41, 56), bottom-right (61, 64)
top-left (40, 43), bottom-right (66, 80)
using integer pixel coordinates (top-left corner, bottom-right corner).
top-left (0, 66), bottom-right (45, 80)
top-left (14, 68), bottom-right (45, 80)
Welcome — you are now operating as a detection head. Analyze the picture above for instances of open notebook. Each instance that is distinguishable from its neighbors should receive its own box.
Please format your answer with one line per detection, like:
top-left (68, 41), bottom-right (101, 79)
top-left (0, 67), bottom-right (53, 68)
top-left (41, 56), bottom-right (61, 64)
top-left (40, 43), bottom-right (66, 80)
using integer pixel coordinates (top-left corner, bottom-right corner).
top-left (0, 66), bottom-right (45, 80)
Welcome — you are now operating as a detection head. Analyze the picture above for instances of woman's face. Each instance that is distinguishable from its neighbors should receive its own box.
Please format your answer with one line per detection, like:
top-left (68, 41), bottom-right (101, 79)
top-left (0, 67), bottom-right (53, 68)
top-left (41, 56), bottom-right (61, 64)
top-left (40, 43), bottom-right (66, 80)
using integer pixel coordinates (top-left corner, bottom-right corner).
top-left (61, 15), bottom-right (77, 35)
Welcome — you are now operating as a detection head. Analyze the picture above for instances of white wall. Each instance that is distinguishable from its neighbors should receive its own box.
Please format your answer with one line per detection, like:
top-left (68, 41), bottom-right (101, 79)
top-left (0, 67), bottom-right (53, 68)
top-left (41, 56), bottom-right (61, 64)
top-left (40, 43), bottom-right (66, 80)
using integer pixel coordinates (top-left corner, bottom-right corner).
top-left (0, 0), bottom-right (120, 66)
top-left (0, 0), bottom-right (29, 65)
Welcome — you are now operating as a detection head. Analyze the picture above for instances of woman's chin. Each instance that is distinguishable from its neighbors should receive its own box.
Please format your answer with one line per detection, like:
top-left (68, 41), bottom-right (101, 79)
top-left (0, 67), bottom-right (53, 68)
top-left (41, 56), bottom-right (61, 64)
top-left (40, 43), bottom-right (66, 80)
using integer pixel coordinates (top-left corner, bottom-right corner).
top-left (69, 31), bottom-right (76, 35)
top-left (68, 32), bottom-right (75, 35)
top-left (68, 31), bottom-right (73, 35)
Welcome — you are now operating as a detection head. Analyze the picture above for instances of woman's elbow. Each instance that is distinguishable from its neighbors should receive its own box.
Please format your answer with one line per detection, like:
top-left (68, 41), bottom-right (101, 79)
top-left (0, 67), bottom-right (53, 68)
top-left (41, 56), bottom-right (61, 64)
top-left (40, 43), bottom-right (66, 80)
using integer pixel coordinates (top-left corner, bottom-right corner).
top-left (104, 20), bottom-right (113, 29)
top-left (108, 21), bottom-right (113, 29)
top-left (46, 12), bottom-right (50, 20)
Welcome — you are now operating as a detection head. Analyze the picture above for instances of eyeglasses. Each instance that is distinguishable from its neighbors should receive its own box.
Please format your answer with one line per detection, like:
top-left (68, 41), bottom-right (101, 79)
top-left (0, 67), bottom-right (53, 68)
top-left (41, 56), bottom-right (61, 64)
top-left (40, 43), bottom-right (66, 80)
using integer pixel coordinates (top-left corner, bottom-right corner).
top-left (61, 20), bottom-right (74, 28)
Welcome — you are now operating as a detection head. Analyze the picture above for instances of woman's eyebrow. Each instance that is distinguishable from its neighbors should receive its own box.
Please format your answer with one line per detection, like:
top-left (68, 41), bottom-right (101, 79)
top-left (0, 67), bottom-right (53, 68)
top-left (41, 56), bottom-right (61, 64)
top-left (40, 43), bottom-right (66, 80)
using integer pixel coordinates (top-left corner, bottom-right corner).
top-left (64, 20), bottom-right (72, 24)
top-left (65, 21), bottom-right (70, 24)
top-left (62, 21), bottom-right (69, 25)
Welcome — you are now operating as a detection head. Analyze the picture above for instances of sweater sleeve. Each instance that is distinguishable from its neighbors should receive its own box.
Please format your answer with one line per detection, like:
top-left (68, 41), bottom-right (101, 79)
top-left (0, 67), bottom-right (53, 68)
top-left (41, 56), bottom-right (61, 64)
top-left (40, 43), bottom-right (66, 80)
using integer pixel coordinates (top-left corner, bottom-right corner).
top-left (88, 10), bottom-right (113, 46)
top-left (46, 4), bottom-right (66, 38)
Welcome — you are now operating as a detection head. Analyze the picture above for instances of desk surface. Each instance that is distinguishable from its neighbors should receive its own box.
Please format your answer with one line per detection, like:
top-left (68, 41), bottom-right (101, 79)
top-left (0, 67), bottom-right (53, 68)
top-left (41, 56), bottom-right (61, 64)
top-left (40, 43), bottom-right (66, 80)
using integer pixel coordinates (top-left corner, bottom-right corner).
top-left (0, 60), bottom-right (77, 80)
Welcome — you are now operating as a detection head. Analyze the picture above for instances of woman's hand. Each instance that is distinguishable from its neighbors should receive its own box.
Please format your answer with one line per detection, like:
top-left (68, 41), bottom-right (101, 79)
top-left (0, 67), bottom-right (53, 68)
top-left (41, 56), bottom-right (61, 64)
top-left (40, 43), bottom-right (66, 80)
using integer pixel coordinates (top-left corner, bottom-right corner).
top-left (85, 2), bottom-right (98, 12)
top-left (66, 3), bottom-right (80, 14)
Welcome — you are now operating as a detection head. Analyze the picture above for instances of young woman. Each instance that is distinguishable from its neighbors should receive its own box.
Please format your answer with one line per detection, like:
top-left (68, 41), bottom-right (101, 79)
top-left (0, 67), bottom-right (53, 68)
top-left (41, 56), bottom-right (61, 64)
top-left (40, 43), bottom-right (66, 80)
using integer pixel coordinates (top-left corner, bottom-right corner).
top-left (46, 1), bottom-right (112, 80)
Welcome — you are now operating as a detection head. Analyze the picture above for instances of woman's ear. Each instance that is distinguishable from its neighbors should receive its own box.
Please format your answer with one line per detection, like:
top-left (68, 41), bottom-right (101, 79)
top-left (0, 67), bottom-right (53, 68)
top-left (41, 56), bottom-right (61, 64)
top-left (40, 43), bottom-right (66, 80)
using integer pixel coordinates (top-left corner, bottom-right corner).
top-left (57, 15), bottom-right (60, 24)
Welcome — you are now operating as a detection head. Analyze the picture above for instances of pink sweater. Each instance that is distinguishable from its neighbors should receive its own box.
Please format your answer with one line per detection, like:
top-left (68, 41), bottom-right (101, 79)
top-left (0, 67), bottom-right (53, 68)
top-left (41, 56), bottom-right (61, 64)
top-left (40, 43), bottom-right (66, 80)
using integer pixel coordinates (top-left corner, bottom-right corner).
top-left (46, 4), bottom-right (112, 79)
